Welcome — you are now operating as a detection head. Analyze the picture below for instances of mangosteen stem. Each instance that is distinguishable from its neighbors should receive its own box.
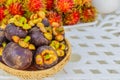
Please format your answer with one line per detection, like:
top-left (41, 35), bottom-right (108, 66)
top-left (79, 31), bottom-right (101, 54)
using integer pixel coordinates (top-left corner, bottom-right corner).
top-left (44, 54), bottom-right (51, 60)
top-left (19, 17), bottom-right (27, 24)
top-left (2, 42), bottom-right (7, 48)
top-left (24, 36), bottom-right (31, 43)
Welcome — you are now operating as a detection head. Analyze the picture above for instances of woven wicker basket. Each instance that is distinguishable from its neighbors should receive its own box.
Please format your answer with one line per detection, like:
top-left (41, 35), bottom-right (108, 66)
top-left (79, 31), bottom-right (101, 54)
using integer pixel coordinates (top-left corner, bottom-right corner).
top-left (0, 39), bottom-right (71, 79)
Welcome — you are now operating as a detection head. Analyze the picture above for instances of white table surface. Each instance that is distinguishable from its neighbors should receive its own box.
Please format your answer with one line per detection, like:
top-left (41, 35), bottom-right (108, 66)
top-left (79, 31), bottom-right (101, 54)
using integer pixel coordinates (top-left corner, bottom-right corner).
top-left (0, 9), bottom-right (120, 80)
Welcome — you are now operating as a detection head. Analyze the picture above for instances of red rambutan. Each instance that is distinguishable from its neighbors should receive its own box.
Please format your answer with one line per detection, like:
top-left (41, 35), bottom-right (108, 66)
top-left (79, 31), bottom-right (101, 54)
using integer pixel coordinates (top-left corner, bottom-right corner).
top-left (28, 0), bottom-right (43, 12)
top-left (64, 10), bottom-right (80, 25)
top-left (9, 2), bottom-right (24, 15)
top-left (0, 7), bottom-right (5, 21)
top-left (47, 11), bottom-right (62, 26)
top-left (56, 0), bottom-right (74, 13)
top-left (46, 0), bottom-right (54, 10)
top-left (81, 7), bottom-right (96, 22)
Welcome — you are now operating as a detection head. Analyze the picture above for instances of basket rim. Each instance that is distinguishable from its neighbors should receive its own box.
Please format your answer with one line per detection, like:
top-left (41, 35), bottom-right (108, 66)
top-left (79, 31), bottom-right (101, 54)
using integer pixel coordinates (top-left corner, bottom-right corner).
top-left (0, 38), bottom-right (71, 74)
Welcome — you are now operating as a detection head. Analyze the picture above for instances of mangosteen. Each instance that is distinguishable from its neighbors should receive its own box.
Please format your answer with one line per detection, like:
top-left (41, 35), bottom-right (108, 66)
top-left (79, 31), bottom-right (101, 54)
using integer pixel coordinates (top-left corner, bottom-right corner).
top-left (0, 56), bottom-right (2, 61)
top-left (42, 18), bottom-right (50, 27)
top-left (5, 23), bottom-right (27, 41)
top-left (0, 30), bottom-right (5, 45)
top-left (29, 27), bottom-right (50, 46)
top-left (35, 46), bottom-right (58, 69)
top-left (2, 42), bottom-right (33, 70)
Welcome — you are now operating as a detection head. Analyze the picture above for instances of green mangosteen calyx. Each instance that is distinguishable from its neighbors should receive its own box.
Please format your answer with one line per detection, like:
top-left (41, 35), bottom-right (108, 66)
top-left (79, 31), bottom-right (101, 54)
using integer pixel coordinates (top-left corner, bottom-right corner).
top-left (12, 35), bottom-right (35, 50)
top-left (8, 15), bottom-right (32, 30)
top-left (50, 40), bottom-right (66, 57)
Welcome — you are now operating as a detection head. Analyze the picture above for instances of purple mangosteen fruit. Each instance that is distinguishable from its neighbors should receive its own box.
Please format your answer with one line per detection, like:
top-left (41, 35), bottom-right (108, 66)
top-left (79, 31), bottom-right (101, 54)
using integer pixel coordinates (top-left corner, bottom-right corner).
top-left (29, 27), bottom-right (50, 46)
top-left (5, 23), bottom-right (27, 41)
top-left (2, 42), bottom-right (33, 70)
top-left (42, 18), bottom-right (50, 27)
top-left (0, 30), bottom-right (5, 45)
top-left (35, 46), bottom-right (58, 69)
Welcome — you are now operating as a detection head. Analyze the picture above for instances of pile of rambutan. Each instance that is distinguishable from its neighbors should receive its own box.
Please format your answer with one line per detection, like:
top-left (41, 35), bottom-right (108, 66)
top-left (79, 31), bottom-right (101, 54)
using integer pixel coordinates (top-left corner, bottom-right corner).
top-left (0, 0), bottom-right (97, 26)
top-left (0, 0), bottom-right (44, 25)
top-left (46, 0), bottom-right (97, 26)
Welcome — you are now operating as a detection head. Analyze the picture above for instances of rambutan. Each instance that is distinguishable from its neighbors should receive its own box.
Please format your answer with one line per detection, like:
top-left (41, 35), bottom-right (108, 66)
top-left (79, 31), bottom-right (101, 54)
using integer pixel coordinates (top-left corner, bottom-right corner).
top-left (74, 0), bottom-right (92, 7)
top-left (56, 0), bottom-right (74, 13)
top-left (9, 2), bottom-right (24, 15)
top-left (45, 0), bottom-right (54, 10)
top-left (0, 7), bottom-right (5, 21)
top-left (28, 0), bottom-right (43, 12)
top-left (82, 0), bottom-right (91, 5)
top-left (74, 0), bottom-right (82, 6)
top-left (64, 9), bottom-right (80, 25)
top-left (0, 0), bottom-right (6, 5)
top-left (47, 11), bottom-right (62, 26)
top-left (81, 6), bottom-right (97, 22)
